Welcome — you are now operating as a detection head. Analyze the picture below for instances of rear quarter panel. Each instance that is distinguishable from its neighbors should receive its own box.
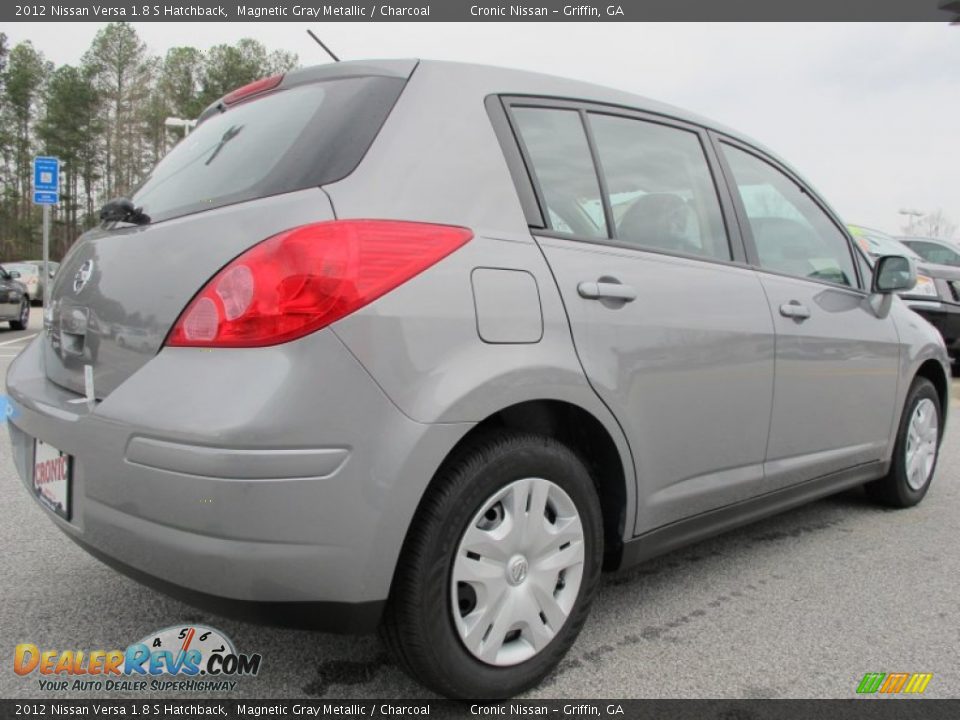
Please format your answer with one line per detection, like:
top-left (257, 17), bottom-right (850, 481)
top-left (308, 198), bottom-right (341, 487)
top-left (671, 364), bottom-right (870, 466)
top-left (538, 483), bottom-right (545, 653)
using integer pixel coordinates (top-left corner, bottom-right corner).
top-left (324, 62), bottom-right (639, 538)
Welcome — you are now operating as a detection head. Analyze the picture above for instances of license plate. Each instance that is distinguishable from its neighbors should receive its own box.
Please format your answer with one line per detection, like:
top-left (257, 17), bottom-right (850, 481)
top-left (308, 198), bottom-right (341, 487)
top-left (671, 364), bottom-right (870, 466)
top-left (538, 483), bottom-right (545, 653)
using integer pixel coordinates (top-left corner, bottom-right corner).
top-left (33, 440), bottom-right (71, 520)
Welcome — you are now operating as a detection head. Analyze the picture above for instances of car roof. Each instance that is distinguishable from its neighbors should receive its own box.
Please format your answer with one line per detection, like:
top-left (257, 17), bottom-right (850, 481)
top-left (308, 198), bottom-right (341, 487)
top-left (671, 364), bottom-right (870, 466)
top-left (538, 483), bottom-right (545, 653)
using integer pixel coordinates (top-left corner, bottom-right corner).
top-left (443, 59), bottom-right (830, 192)
top-left (265, 59), bottom-right (808, 185)
top-left (420, 58), bottom-right (776, 146)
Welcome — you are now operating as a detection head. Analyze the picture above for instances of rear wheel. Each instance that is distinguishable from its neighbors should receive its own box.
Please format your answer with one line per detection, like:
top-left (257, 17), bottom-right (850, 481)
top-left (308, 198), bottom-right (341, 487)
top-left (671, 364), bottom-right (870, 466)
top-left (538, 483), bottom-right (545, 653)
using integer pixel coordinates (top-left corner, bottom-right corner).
top-left (380, 432), bottom-right (603, 699)
top-left (866, 377), bottom-right (941, 507)
top-left (10, 298), bottom-right (29, 330)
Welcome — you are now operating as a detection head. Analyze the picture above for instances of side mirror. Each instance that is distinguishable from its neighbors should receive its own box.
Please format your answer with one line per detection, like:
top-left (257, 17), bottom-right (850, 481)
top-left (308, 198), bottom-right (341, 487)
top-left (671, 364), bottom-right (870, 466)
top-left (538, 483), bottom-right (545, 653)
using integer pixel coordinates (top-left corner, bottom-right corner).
top-left (8, 270), bottom-right (20, 279)
top-left (873, 255), bottom-right (916, 294)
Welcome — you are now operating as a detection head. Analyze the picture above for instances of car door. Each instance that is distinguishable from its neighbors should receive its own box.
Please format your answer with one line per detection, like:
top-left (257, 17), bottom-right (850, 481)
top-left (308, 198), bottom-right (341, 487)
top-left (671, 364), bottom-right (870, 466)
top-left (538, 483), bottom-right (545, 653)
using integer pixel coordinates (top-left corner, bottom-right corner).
top-left (716, 138), bottom-right (901, 488)
top-left (508, 101), bottom-right (776, 533)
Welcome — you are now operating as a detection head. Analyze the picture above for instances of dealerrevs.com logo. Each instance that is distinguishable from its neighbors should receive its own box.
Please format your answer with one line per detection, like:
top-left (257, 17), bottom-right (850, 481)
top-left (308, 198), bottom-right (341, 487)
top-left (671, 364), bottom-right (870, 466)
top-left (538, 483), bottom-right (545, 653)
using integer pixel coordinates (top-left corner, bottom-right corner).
top-left (14, 625), bottom-right (262, 693)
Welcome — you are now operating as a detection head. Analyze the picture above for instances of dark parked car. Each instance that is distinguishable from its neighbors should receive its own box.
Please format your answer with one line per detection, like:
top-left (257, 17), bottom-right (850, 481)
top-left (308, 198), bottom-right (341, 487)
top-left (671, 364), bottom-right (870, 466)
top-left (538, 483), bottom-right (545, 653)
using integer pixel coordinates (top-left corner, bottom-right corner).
top-left (1, 261), bottom-right (60, 305)
top-left (0, 263), bottom-right (41, 305)
top-left (850, 226), bottom-right (960, 371)
top-left (0, 265), bottom-right (30, 330)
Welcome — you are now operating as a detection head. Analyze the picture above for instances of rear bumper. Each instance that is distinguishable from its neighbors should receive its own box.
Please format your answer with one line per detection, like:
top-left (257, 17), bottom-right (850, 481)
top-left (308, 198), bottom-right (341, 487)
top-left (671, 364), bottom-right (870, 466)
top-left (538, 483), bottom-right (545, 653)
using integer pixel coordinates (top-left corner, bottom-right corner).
top-left (65, 529), bottom-right (385, 633)
top-left (5, 330), bottom-right (471, 631)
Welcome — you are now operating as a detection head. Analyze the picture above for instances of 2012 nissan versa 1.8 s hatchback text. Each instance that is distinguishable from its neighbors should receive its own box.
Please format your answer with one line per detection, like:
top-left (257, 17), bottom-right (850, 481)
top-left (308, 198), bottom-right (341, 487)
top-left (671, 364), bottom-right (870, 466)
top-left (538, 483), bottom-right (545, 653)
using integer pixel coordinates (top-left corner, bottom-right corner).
top-left (5, 59), bottom-right (949, 698)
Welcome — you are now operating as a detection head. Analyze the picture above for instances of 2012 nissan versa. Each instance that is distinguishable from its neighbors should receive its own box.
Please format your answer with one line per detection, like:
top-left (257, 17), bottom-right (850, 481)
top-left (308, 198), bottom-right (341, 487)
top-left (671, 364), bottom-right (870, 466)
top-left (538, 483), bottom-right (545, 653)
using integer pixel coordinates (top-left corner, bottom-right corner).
top-left (5, 59), bottom-right (949, 698)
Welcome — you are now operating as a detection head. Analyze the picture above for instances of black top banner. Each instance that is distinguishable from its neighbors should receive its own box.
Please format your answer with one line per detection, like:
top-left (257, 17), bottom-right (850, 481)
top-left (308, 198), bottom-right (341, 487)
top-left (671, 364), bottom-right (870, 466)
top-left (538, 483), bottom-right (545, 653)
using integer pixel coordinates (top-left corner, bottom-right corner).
top-left (5, 0), bottom-right (960, 22)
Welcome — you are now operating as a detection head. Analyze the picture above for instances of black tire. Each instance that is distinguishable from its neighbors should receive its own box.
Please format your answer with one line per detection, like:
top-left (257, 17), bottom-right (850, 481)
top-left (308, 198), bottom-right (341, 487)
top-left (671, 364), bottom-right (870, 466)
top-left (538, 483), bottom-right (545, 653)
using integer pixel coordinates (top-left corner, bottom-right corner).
top-left (10, 299), bottom-right (29, 331)
top-left (380, 432), bottom-right (604, 699)
top-left (866, 377), bottom-right (942, 508)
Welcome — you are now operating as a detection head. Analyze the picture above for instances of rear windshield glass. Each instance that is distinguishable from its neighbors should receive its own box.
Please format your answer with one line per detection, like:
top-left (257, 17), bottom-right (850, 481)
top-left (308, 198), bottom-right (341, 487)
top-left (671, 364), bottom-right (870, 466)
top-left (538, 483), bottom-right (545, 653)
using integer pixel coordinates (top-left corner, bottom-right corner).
top-left (130, 75), bottom-right (405, 224)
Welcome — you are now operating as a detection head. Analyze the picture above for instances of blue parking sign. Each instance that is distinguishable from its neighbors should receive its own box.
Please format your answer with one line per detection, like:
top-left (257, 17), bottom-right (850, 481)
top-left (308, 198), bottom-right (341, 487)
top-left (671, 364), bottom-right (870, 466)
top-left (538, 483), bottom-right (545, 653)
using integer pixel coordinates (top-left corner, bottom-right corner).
top-left (33, 156), bottom-right (59, 205)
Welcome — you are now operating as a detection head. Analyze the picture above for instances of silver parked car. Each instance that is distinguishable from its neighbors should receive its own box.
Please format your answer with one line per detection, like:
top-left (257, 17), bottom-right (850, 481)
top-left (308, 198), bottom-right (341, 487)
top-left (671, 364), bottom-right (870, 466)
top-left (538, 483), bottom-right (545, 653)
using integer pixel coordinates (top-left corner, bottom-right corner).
top-left (23, 259), bottom-right (60, 304)
top-left (4, 60), bottom-right (950, 698)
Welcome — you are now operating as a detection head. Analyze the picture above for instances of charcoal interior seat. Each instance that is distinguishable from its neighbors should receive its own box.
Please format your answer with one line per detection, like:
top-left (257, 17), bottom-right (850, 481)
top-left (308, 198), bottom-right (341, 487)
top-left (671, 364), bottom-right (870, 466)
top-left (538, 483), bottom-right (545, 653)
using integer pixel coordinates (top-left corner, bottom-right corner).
top-left (618, 193), bottom-right (696, 254)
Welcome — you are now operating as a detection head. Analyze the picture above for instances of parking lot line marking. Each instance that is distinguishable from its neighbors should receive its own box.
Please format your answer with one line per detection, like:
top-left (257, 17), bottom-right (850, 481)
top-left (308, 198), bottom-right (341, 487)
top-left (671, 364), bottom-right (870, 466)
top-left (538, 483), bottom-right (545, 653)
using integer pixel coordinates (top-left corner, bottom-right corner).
top-left (0, 334), bottom-right (36, 347)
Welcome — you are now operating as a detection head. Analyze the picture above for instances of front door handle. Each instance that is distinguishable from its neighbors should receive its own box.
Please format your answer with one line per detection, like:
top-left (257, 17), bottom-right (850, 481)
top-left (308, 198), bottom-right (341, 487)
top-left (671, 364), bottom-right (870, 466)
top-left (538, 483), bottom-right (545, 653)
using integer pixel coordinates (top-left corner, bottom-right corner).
top-left (578, 281), bottom-right (637, 302)
top-left (779, 301), bottom-right (811, 320)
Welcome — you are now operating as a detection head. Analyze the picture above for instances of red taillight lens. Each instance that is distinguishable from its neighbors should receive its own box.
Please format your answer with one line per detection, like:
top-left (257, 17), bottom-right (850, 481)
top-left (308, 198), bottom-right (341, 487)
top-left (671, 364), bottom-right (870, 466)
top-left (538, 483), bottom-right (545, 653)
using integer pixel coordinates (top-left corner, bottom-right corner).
top-left (166, 220), bottom-right (472, 348)
top-left (222, 74), bottom-right (283, 105)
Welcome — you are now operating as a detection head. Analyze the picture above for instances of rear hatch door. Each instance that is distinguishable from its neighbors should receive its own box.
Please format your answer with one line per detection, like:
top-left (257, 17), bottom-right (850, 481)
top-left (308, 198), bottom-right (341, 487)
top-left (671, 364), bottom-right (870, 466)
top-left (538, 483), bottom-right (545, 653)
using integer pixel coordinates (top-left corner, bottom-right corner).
top-left (43, 64), bottom-right (412, 398)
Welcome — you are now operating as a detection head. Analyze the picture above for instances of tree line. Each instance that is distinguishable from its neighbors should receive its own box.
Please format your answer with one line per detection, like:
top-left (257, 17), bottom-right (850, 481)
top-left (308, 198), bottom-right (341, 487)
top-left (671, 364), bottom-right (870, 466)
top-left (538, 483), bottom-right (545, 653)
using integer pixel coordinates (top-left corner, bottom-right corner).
top-left (0, 23), bottom-right (298, 263)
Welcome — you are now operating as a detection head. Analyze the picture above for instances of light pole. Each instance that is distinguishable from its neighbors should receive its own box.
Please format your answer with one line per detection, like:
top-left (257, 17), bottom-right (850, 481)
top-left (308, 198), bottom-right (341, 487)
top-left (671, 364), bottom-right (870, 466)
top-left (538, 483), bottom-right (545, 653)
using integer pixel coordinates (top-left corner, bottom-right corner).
top-left (899, 208), bottom-right (924, 236)
top-left (163, 117), bottom-right (196, 149)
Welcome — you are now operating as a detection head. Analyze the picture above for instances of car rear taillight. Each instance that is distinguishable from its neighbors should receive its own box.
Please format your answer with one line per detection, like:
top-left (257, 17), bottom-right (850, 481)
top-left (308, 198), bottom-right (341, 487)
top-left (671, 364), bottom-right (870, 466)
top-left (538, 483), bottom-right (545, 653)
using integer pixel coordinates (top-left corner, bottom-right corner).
top-left (166, 220), bottom-right (472, 348)
top-left (222, 74), bottom-right (283, 105)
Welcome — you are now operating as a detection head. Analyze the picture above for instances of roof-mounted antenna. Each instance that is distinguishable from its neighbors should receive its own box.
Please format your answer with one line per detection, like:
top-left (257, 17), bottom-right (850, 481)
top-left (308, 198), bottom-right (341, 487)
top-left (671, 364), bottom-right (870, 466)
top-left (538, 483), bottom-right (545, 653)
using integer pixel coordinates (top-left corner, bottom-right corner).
top-left (307, 29), bottom-right (341, 62)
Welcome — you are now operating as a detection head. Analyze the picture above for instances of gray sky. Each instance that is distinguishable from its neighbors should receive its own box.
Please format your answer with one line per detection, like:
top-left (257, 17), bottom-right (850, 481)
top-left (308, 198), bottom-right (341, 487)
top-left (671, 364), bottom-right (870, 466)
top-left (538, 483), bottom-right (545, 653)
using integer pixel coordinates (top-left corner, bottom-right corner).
top-left (7, 22), bottom-right (959, 236)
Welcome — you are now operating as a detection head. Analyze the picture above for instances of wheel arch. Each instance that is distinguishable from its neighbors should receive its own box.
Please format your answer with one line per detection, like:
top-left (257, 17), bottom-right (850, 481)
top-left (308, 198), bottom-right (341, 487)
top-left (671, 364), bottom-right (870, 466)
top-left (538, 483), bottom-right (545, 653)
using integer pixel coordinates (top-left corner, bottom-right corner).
top-left (395, 398), bottom-right (635, 590)
top-left (915, 358), bottom-right (949, 430)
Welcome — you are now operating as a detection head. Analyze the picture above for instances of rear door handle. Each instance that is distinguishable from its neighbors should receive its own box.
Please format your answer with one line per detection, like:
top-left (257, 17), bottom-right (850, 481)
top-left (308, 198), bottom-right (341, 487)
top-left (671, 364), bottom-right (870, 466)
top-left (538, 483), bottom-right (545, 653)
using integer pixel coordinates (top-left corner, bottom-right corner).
top-left (779, 301), bottom-right (811, 320)
top-left (578, 281), bottom-right (637, 302)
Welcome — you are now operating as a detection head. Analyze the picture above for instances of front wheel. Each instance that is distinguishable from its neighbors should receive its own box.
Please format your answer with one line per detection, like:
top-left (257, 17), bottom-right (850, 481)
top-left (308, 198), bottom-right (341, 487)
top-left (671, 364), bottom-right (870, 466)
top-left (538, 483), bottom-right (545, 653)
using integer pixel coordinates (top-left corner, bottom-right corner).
top-left (866, 377), bottom-right (942, 508)
top-left (380, 433), bottom-right (604, 698)
top-left (9, 299), bottom-right (29, 330)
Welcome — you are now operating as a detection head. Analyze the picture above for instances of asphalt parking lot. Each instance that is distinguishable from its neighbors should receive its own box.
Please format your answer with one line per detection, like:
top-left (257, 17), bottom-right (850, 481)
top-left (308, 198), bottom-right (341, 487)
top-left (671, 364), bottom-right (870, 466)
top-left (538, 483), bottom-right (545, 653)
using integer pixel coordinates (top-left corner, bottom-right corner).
top-left (2, 307), bottom-right (960, 700)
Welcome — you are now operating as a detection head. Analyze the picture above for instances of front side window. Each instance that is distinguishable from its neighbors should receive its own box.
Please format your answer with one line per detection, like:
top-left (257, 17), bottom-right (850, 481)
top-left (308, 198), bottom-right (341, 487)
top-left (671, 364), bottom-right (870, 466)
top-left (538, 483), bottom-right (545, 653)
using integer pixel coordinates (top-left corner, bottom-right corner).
top-left (589, 113), bottom-right (731, 261)
top-left (512, 107), bottom-right (607, 239)
top-left (722, 144), bottom-right (857, 287)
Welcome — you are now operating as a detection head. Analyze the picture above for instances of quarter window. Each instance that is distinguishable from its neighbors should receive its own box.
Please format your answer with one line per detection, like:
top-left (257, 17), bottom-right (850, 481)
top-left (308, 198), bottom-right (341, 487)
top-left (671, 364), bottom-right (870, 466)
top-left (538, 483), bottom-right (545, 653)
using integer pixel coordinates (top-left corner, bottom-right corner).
top-left (588, 113), bottom-right (731, 261)
top-left (512, 108), bottom-right (607, 239)
top-left (721, 143), bottom-right (857, 287)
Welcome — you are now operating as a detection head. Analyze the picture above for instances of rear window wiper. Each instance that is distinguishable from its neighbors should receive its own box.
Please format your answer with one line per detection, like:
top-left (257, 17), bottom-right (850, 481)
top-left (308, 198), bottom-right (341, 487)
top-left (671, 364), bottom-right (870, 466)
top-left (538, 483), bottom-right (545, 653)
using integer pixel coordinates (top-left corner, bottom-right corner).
top-left (205, 124), bottom-right (244, 166)
top-left (99, 197), bottom-right (151, 226)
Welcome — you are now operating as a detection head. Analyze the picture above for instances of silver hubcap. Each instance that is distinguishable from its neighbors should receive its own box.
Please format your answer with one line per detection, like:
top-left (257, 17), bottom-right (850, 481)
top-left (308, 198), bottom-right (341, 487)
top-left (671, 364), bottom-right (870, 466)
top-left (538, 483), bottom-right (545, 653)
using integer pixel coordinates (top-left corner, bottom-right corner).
top-left (905, 398), bottom-right (938, 491)
top-left (451, 477), bottom-right (585, 667)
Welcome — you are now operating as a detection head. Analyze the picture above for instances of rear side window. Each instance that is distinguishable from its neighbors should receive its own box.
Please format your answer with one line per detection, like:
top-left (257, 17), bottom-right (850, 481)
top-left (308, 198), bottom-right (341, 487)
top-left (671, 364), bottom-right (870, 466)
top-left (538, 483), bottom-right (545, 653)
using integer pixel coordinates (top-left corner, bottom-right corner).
top-left (721, 143), bottom-right (857, 288)
top-left (512, 108), bottom-right (607, 239)
top-left (588, 113), bottom-right (731, 261)
top-left (131, 76), bottom-right (405, 224)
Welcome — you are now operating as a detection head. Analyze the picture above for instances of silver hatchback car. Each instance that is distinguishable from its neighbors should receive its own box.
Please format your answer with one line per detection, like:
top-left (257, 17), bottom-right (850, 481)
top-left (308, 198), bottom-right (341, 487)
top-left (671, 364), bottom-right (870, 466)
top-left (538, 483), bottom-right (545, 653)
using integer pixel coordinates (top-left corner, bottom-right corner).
top-left (5, 60), bottom-right (949, 698)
